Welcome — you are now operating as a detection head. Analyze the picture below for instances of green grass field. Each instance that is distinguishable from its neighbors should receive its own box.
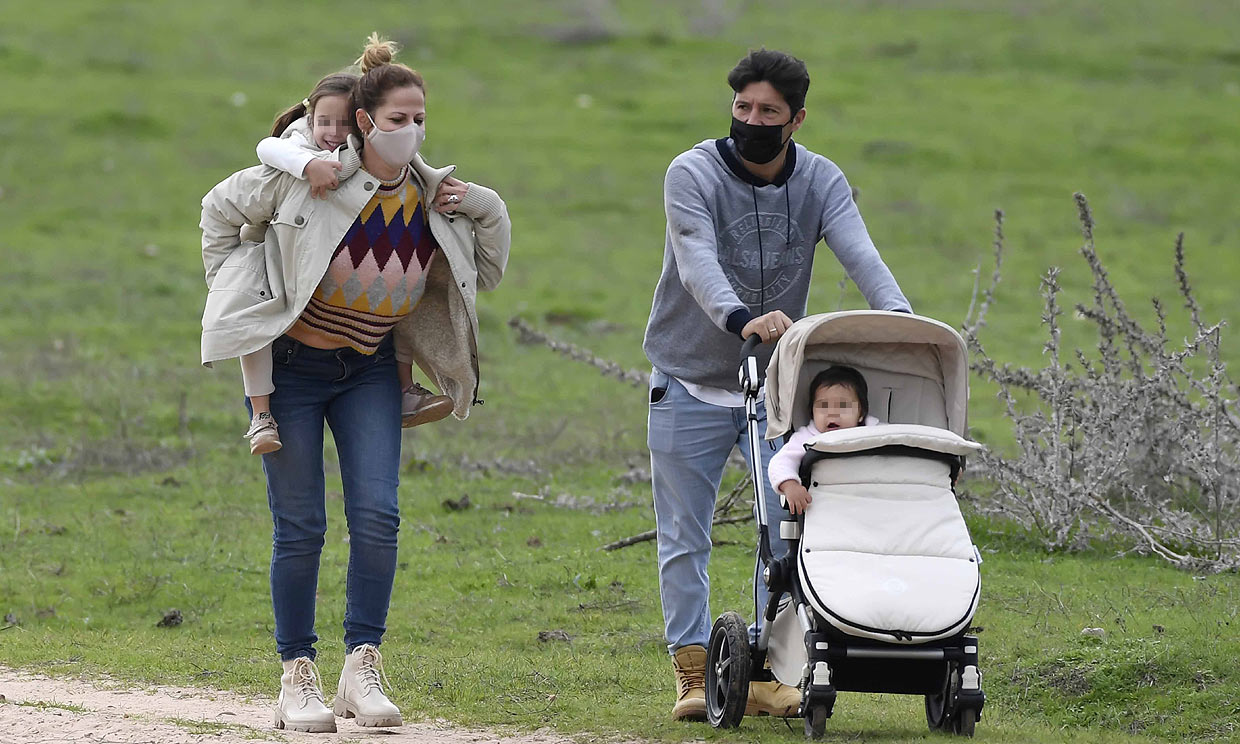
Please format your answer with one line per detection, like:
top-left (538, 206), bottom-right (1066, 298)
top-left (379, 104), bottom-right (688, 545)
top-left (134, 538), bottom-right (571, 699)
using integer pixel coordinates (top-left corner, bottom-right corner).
top-left (2, 1), bottom-right (1239, 741)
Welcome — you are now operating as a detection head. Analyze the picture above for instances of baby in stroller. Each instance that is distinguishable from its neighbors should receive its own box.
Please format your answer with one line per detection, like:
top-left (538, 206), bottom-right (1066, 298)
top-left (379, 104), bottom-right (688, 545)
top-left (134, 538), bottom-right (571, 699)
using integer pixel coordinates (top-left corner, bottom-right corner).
top-left (705, 311), bottom-right (986, 739)
top-left (768, 365), bottom-right (877, 515)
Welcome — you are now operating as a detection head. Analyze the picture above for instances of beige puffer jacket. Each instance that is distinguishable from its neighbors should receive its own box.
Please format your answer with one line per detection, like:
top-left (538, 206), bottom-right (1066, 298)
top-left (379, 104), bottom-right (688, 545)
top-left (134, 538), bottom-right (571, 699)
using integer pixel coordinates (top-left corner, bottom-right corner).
top-left (199, 136), bottom-right (511, 419)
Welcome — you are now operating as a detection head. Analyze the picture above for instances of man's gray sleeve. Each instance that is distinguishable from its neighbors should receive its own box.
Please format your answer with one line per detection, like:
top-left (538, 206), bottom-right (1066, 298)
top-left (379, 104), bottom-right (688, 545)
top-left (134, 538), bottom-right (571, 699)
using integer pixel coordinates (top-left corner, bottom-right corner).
top-left (818, 171), bottom-right (912, 312)
top-left (665, 162), bottom-right (747, 332)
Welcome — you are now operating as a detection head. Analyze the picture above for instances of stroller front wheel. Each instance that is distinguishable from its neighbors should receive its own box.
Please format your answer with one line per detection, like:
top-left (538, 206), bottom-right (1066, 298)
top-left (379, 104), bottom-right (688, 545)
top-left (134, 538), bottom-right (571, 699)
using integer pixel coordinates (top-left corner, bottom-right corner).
top-left (926, 662), bottom-right (978, 737)
top-left (705, 611), bottom-right (750, 728)
top-left (804, 703), bottom-right (828, 739)
top-left (953, 707), bottom-right (977, 737)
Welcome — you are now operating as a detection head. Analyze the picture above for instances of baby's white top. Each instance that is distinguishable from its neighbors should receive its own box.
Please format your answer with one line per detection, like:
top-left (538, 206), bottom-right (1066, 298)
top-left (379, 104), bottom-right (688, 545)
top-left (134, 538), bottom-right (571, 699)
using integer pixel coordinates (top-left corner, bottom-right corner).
top-left (768, 415), bottom-right (881, 491)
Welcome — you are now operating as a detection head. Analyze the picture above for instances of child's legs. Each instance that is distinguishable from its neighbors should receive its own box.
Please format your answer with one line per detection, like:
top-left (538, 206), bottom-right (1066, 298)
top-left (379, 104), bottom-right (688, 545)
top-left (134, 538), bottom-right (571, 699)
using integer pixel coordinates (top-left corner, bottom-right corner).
top-left (396, 363), bottom-right (413, 391)
top-left (241, 345), bottom-right (276, 413)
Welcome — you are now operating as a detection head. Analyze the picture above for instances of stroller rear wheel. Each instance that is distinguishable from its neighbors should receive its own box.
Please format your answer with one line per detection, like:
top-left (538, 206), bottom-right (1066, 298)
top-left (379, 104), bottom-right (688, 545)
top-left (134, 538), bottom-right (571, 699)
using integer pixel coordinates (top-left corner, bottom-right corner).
top-left (924, 662), bottom-right (953, 731)
top-left (705, 611), bottom-right (750, 728)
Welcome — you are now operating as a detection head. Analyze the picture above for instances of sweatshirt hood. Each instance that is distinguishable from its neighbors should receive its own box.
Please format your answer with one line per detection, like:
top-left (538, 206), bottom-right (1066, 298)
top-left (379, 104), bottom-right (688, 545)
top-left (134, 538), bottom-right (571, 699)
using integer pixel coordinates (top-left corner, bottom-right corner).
top-left (691, 138), bottom-right (798, 187)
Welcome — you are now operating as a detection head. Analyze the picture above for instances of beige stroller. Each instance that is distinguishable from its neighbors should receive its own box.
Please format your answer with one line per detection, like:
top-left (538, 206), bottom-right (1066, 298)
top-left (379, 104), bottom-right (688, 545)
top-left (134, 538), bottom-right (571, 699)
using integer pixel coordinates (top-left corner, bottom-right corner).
top-left (705, 310), bottom-right (986, 738)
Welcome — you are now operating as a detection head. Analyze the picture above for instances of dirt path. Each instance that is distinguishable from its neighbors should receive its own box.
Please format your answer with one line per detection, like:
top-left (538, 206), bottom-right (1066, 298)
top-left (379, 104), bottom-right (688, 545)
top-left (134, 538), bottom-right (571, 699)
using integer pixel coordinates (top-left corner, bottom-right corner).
top-left (0, 668), bottom-right (578, 744)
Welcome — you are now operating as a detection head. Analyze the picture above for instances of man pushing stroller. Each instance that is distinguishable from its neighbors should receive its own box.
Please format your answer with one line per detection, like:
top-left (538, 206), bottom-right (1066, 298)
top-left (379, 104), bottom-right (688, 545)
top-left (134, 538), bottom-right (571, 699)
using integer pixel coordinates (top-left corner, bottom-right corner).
top-left (642, 47), bottom-right (910, 721)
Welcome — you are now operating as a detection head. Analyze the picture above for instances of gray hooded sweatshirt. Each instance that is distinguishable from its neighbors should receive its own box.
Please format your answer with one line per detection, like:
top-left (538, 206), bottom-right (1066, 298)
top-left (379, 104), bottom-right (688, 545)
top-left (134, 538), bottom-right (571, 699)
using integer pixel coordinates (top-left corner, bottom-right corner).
top-left (643, 138), bottom-right (911, 391)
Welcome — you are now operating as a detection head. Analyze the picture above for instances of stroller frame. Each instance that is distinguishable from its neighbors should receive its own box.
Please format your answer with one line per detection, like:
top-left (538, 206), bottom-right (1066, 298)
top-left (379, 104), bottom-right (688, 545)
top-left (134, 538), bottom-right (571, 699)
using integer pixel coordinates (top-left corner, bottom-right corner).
top-left (704, 330), bottom-right (986, 739)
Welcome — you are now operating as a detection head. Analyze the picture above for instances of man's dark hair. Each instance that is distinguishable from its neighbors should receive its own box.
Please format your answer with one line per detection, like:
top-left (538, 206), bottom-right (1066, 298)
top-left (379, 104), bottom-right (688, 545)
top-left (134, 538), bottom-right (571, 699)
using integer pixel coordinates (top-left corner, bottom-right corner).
top-left (727, 48), bottom-right (810, 115)
top-left (808, 366), bottom-right (869, 422)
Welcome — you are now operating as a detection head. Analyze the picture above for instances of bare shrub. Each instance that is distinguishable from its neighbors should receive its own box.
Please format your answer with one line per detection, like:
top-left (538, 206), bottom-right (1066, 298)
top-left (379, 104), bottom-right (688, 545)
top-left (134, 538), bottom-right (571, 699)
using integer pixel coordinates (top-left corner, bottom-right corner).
top-left (964, 193), bottom-right (1240, 569)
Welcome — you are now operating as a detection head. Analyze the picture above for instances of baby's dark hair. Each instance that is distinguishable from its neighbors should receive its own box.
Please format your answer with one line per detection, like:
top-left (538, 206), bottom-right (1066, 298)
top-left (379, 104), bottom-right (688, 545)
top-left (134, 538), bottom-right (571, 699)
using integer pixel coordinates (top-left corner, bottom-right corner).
top-left (807, 366), bottom-right (869, 422)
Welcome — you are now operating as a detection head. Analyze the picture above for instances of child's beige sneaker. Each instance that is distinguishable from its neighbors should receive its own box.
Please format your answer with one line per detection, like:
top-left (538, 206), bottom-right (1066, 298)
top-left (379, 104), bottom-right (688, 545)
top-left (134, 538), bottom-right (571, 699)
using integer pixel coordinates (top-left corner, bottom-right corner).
top-left (246, 411), bottom-right (282, 455)
top-left (401, 383), bottom-right (453, 428)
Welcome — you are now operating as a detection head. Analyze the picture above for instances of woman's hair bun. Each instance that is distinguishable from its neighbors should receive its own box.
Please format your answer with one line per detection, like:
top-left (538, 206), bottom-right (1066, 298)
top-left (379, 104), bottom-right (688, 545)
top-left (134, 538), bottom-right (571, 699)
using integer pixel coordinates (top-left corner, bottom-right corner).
top-left (356, 32), bottom-right (399, 74)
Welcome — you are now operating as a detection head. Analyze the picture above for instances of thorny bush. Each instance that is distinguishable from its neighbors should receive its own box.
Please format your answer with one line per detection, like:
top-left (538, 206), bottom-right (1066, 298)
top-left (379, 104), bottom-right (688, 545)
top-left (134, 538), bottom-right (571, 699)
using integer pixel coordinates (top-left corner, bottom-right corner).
top-left (963, 193), bottom-right (1240, 570)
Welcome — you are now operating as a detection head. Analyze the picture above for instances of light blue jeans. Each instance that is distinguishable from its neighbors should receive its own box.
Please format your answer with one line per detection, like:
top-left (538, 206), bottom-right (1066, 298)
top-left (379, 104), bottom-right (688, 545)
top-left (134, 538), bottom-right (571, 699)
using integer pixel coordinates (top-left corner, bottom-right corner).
top-left (648, 369), bottom-right (788, 654)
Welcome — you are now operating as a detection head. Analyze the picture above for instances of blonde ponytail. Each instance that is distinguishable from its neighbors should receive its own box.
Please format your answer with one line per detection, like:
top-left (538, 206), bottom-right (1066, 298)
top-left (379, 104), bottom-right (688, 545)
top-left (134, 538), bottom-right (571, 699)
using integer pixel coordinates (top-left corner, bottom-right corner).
top-left (355, 32), bottom-right (399, 74)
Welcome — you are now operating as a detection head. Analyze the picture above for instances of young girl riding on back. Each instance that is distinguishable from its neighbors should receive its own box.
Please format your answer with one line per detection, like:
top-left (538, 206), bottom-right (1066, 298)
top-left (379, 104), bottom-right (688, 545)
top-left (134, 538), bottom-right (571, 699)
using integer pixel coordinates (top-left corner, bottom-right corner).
top-left (238, 39), bottom-right (454, 455)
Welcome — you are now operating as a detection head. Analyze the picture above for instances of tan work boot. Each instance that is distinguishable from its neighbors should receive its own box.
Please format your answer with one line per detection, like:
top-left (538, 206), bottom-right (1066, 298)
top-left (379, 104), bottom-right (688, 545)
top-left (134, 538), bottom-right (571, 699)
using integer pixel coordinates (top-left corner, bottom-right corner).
top-left (333, 644), bottom-right (403, 728)
top-left (746, 678), bottom-right (800, 717)
top-left (273, 657), bottom-right (336, 733)
top-left (671, 644), bottom-right (707, 721)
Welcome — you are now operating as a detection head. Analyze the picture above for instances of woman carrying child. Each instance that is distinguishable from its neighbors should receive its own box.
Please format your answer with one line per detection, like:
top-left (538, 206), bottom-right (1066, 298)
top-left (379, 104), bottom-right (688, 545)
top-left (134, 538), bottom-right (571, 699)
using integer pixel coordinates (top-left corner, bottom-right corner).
top-left (199, 34), bottom-right (511, 732)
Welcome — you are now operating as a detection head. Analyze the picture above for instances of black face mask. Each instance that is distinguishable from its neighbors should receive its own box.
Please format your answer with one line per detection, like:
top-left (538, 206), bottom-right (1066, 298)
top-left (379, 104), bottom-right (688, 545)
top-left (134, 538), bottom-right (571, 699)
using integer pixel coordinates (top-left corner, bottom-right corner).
top-left (730, 116), bottom-right (793, 164)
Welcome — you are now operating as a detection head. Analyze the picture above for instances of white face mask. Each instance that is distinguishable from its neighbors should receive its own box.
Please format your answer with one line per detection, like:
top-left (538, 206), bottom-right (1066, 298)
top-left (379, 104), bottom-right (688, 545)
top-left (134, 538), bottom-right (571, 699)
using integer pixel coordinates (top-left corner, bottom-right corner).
top-left (364, 112), bottom-right (425, 168)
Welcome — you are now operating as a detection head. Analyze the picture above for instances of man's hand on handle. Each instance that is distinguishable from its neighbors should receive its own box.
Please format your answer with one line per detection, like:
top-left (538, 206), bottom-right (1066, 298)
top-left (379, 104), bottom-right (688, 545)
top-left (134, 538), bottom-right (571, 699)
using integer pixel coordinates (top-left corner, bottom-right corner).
top-left (742, 310), bottom-right (793, 344)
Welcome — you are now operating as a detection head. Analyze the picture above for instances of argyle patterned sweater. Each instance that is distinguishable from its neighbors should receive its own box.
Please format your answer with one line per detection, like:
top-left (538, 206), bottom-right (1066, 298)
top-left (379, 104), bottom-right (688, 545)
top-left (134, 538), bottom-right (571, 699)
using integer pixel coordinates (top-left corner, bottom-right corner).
top-left (298, 175), bottom-right (439, 353)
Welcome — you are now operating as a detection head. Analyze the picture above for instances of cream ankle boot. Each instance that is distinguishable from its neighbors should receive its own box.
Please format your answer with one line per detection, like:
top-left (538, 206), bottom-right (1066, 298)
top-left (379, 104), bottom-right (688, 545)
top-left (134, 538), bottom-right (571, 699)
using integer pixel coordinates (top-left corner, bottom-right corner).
top-left (333, 644), bottom-right (403, 728)
top-left (274, 657), bottom-right (336, 733)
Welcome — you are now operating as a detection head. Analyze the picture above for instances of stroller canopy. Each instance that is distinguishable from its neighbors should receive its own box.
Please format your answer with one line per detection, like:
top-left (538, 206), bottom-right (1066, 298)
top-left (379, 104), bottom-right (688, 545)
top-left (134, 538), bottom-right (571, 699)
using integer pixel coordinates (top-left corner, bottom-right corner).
top-left (765, 311), bottom-right (969, 439)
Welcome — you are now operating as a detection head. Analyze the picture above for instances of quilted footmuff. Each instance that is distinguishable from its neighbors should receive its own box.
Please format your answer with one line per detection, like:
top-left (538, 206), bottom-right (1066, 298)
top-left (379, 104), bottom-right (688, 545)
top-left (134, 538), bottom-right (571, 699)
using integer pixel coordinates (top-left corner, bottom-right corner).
top-left (795, 424), bottom-right (983, 644)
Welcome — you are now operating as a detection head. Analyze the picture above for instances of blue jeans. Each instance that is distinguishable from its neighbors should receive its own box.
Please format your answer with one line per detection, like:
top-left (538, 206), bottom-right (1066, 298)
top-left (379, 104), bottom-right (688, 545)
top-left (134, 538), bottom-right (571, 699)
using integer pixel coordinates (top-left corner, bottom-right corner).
top-left (648, 370), bottom-right (788, 654)
top-left (259, 334), bottom-right (402, 661)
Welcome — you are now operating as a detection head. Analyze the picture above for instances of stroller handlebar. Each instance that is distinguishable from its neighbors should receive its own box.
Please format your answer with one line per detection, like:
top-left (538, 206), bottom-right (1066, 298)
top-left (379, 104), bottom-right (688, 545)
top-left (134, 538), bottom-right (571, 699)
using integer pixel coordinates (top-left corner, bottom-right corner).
top-left (738, 334), bottom-right (765, 394)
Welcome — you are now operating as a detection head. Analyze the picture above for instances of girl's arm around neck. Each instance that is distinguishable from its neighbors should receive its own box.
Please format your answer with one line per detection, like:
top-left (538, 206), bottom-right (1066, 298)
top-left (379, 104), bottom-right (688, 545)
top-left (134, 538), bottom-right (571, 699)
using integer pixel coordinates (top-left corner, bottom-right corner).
top-left (257, 125), bottom-right (319, 179)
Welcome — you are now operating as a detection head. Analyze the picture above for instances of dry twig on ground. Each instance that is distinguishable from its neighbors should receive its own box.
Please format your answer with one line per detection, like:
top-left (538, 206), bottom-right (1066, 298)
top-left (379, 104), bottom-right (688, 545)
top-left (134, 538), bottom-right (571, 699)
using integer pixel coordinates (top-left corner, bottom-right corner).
top-left (601, 474), bottom-right (756, 551)
top-left (508, 316), bottom-right (646, 388)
